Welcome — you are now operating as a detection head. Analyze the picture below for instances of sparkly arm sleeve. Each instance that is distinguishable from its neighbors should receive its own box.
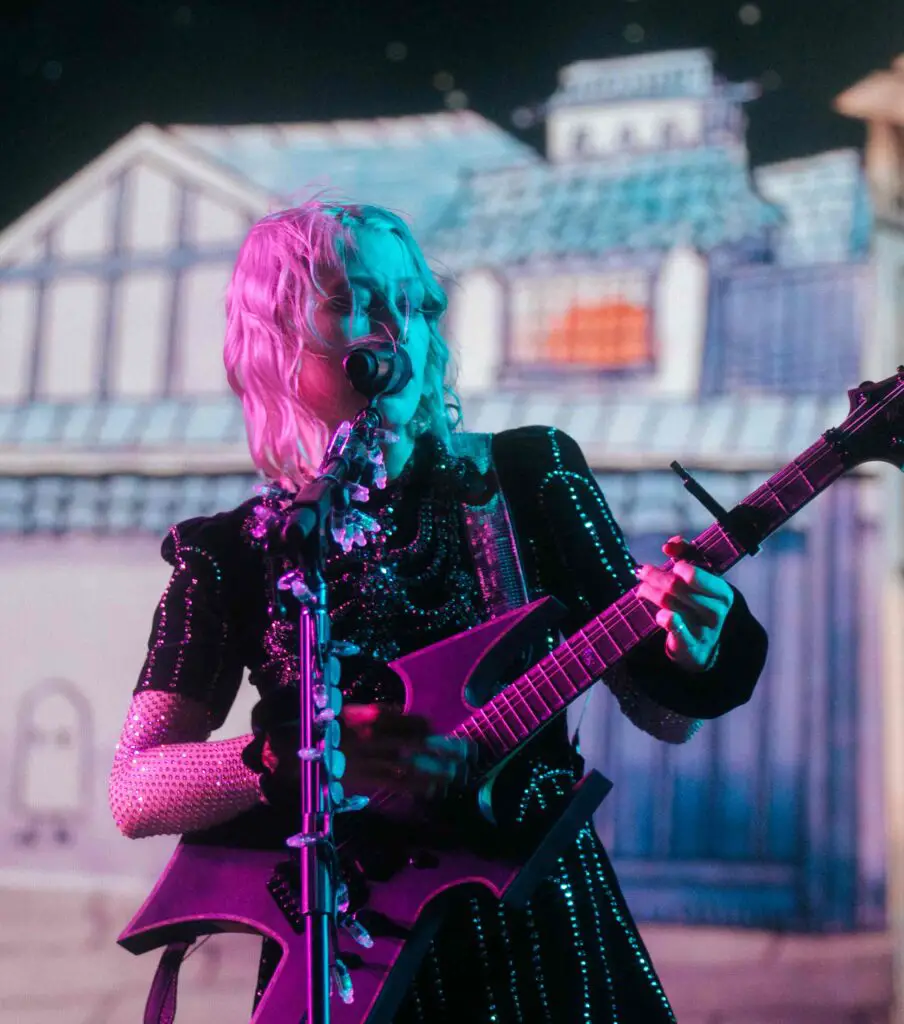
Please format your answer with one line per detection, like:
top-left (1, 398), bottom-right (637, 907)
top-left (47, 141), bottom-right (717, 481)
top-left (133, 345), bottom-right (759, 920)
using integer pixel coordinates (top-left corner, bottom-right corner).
top-left (110, 518), bottom-right (259, 838)
top-left (109, 690), bottom-right (262, 839)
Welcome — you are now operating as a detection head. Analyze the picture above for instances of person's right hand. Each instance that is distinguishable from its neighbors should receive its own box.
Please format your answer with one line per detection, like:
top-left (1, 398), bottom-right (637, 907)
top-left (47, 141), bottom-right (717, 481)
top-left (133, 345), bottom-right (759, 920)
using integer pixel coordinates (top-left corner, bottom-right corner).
top-left (243, 688), bottom-right (475, 807)
top-left (340, 703), bottom-right (475, 799)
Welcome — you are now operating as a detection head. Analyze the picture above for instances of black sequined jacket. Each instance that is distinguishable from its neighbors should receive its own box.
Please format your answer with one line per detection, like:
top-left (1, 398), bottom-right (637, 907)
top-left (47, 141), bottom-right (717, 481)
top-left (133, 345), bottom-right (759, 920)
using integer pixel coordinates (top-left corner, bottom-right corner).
top-left (135, 424), bottom-right (769, 1024)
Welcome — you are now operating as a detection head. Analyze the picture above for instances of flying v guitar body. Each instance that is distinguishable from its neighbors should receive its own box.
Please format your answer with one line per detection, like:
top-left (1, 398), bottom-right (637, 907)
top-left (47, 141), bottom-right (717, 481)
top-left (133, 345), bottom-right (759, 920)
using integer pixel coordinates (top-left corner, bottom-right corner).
top-left (118, 597), bottom-right (614, 1024)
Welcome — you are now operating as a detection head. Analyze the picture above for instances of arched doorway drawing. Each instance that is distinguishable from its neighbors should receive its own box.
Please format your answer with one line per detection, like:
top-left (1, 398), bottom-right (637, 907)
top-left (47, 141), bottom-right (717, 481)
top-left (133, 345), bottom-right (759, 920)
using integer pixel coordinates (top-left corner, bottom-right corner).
top-left (10, 678), bottom-right (93, 846)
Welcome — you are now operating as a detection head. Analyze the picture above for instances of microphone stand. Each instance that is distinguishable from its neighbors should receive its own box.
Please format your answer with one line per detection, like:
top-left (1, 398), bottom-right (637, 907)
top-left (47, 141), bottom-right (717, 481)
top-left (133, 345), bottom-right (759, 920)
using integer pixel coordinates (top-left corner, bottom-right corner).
top-left (276, 404), bottom-right (388, 1024)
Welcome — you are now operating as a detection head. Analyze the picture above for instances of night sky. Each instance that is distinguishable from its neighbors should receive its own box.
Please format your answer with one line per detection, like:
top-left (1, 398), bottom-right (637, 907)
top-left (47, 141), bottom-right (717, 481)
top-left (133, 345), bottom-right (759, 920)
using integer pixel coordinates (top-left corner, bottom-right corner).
top-left (1, 0), bottom-right (902, 233)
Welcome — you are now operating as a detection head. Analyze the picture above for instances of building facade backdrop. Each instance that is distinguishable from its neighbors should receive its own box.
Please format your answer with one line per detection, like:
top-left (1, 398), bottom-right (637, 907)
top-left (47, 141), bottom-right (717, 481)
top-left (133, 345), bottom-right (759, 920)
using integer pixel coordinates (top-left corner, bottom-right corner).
top-left (0, 45), bottom-right (895, 1024)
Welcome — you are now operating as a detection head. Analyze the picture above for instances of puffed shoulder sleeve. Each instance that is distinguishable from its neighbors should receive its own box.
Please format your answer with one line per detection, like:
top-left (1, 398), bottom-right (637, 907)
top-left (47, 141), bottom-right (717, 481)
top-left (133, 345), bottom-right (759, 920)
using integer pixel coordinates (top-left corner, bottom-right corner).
top-left (492, 426), bottom-right (768, 722)
top-left (134, 514), bottom-right (245, 729)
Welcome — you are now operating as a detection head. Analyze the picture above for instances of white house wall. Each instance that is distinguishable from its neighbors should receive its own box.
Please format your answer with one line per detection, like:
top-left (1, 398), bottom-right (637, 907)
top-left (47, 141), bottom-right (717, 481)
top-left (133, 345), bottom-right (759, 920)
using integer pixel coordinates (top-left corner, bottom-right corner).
top-left (447, 269), bottom-right (505, 393)
top-left (111, 271), bottom-right (172, 398)
top-left (650, 246), bottom-right (709, 397)
top-left (191, 192), bottom-right (253, 248)
top-left (56, 184), bottom-right (116, 260)
top-left (0, 532), bottom-right (258, 885)
top-left (0, 158), bottom-right (258, 405)
top-left (175, 262), bottom-right (232, 395)
top-left (122, 164), bottom-right (182, 253)
top-left (39, 277), bottom-right (105, 400)
top-left (0, 282), bottom-right (35, 401)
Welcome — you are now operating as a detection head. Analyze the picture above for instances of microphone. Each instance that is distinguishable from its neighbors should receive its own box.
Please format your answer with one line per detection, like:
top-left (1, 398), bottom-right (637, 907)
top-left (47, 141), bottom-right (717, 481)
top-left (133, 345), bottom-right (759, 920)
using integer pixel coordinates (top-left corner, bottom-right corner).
top-left (343, 342), bottom-right (413, 399)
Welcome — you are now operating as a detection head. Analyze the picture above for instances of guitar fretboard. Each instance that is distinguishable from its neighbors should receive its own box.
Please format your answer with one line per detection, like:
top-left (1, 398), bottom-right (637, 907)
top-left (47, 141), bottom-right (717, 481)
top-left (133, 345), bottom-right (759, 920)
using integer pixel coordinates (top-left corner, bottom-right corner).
top-left (451, 433), bottom-right (848, 764)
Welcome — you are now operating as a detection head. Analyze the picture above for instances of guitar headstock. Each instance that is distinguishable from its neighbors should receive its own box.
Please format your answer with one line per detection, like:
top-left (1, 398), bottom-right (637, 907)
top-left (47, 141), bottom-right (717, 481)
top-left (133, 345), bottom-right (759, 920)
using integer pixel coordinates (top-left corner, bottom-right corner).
top-left (834, 368), bottom-right (904, 470)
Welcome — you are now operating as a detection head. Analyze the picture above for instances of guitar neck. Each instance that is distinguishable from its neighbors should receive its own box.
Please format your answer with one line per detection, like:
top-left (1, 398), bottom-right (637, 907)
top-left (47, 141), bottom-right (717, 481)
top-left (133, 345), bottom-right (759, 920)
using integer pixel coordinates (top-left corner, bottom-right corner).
top-left (452, 433), bottom-right (848, 765)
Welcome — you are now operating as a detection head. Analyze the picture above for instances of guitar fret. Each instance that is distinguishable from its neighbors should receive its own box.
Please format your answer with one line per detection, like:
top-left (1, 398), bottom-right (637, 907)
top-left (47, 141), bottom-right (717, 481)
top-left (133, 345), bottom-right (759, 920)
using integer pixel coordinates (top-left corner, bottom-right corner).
top-left (622, 596), bottom-right (656, 637)
top-left (508, 688), bottom-right (541, 729)
top-left (521, 676), bottom-right (554, 719)
top-left (550, 646), bottom-right (589, 689)
top-left (498, 691), bottom-right (532, 734)
top-left (484, 699), bottom-right (523, 747)
top-left (614, 603), bottom-right (638, 642)
top-left (771, 455), bottom-right (822, 508)
top-left (530, 665), bottom-right (566, 711)
top-left (576, 628), bottom-right (606, 676)
top-left (473, 710), bottom-right (508, 756)
top-left (604, 614), bottom-right (635, 653)
top-left (537, 659), bottom-right (573, 700)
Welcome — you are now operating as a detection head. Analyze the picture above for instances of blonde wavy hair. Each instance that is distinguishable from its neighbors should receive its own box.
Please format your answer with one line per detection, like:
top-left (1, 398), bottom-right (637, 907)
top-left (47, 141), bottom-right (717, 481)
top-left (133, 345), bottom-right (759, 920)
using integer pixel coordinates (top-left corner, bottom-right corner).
top-left (224, 200), bottom-right (461, 489)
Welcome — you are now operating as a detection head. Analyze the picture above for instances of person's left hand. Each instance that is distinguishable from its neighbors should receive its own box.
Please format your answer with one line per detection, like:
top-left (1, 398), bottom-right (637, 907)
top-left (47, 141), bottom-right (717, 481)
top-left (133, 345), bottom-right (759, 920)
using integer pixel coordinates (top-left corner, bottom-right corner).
top-left (635, 535), bottom-right (733, 673)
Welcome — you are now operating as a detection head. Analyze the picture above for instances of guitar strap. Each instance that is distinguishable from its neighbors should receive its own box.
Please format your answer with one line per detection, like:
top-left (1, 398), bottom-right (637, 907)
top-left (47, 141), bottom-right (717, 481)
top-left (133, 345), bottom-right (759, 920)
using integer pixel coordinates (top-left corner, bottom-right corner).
top-left (143, 432), bottom-right (529, 1024)
top-left (450, 431), bottom-right (531, 616)
top-left (143, 939), bottom-right (190, 1024)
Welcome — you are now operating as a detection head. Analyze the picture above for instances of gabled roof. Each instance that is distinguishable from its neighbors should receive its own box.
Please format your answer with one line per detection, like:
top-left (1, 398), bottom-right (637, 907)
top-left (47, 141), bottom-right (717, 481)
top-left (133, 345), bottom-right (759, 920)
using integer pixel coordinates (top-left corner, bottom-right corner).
top-left (425, 146), bottom-right (782, 270)
top-left (754, 149), bottom-right (871, 265)
top-left (546, 49), bottom-right (758, 110)
top-left (0, 124), bottom-right (272, 265)
top-left (170, 111), bottom-right (540, 233)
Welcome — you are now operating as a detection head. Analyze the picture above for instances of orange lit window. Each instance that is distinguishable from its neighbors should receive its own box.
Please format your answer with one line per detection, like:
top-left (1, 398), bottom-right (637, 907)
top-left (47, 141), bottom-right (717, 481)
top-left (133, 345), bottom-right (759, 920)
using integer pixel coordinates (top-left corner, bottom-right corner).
top-left (509, 272), bottom-right (653, 371)
top-left (545, 300), bottom-right (650, 366)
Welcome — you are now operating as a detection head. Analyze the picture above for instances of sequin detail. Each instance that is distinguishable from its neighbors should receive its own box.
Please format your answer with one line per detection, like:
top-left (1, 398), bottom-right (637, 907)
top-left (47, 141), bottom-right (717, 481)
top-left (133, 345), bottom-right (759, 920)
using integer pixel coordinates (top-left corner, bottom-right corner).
top-left (540, 428), bottom-right (703, 745)
top-left (607, 664), bottom-right (703, 743)
top-left (135, 524), bottom-right (238, 719)
top-left (109, 690), bottom-right (262, 838)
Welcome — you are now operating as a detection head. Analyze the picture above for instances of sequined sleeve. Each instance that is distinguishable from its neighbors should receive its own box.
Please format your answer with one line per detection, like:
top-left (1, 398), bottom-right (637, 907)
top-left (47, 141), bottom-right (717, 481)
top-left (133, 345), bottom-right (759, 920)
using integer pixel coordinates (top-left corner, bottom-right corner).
top-left (492, 426), bottom-right (768, 735)
top-left (135, 521), bottom-right (244, 728)
top-left (109, 518), bottom-right (260, 838)
top-left (109, 690), bottom-right (262, 838)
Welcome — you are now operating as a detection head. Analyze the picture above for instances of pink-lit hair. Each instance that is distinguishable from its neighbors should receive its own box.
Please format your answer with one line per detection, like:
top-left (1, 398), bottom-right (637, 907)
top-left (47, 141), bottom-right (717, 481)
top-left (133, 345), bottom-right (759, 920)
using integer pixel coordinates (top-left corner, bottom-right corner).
top-left (224, 200), bottom-right (461, 489)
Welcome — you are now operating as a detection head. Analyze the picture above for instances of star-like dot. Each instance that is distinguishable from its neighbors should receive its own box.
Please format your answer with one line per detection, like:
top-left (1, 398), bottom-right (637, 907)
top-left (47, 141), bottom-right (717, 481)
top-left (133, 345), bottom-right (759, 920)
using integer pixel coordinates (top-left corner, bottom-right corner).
top-left (623, 23), bottom-right (645, 44)
top-left (433, 70), bottom-right (455, 91)
top-left (385, 41), bottom-right (407, 62)
top-left (511, 107), bottom-right (536, 129)
top-left (739, 3), bottom-right (762, 25)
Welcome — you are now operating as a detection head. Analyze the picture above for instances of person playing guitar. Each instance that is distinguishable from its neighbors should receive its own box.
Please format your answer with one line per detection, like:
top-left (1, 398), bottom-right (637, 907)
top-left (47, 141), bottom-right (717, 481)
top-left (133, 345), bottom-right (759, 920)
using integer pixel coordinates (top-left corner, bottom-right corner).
top-left (109, 200), bottom-right (768, 1023)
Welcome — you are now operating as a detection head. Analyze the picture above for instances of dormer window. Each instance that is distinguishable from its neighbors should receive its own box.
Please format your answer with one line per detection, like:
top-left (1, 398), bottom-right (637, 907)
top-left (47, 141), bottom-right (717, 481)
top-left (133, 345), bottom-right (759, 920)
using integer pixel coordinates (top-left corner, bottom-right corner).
top-left (662, 121), bottom-right (683, 147)
top-left (572, 127), bottom-right (592, 158)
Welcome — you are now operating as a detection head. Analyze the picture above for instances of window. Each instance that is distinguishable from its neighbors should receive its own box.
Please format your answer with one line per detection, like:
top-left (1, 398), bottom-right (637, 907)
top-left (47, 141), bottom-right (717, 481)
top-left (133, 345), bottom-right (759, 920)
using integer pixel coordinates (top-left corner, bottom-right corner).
top-left (572, 127), bottom-right (591, 157)
top-left (661, 121), bottom-right (683, 147)
top-left (509, 271), bottom-right (653, 372)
